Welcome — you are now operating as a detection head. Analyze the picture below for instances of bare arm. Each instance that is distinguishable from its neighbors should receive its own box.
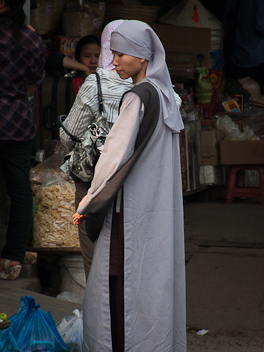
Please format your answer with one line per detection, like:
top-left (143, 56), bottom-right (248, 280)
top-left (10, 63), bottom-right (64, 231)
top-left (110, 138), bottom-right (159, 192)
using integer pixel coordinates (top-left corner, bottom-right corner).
top-left (63, 56), bottom-right (91, 77)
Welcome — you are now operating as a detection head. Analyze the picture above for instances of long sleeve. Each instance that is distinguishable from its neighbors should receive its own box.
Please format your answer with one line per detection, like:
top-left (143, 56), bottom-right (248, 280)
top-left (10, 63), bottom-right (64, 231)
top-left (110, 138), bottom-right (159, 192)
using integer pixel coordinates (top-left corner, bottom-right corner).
top-left (77, 92), bottom-right (144, 215)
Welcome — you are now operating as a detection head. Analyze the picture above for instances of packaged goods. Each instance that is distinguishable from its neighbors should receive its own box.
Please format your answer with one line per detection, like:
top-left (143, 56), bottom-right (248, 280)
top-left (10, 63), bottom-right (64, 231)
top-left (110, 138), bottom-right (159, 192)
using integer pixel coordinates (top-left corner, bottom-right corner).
top-left (33, 181), bottom-right (80, 248)
top-left (30, 148), bottom-right (80, 248)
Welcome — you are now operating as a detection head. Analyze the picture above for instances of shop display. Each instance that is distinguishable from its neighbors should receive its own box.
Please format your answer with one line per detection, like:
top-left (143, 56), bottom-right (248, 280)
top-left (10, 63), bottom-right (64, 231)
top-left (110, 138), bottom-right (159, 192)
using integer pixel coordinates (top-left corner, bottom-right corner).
top-left (28, 0), bottom-right (264, 200)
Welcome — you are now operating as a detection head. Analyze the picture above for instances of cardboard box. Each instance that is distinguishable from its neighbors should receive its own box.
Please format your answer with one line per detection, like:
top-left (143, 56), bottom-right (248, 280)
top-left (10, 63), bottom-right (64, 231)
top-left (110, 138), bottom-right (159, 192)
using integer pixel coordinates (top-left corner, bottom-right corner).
top-left (201, 130), bottom-right (220, 166)
top-left (152, 24), bottom-right (211, 71)
top-left (220, 140), bottom-right (264, 165)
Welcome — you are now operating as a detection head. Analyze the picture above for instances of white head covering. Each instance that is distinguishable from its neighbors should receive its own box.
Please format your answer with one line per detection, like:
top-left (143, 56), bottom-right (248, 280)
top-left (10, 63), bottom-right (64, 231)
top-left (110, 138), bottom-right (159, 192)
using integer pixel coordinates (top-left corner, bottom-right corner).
top-left (98, 19), bottom-right (125, 70)
top-left (110, 20), bottom-right (183, 133)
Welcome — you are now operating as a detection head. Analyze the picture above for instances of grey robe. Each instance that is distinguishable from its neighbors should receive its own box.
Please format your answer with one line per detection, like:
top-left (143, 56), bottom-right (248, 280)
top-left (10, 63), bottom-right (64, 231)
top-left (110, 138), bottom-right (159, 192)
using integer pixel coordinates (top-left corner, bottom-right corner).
top-left (80, 86), bottom-right (186, 352)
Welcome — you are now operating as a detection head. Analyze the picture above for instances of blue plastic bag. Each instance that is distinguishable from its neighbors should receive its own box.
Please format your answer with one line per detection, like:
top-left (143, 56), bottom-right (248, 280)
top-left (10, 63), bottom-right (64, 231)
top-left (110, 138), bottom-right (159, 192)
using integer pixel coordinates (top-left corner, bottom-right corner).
top-left (0, 295), bottom-right (68, 352)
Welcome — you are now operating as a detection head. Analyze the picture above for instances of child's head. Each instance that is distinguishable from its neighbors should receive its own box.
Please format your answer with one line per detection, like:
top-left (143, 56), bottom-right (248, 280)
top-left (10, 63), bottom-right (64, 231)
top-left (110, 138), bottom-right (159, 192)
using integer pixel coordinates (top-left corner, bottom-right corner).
top-left (75, 35), bottom-right (101, 73)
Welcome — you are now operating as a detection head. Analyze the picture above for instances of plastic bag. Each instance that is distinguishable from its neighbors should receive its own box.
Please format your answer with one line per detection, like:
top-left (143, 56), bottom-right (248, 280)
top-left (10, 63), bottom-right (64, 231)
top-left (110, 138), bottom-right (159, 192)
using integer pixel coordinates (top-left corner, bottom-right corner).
top-left (0, 295), bottom-right (68, 352)
top-left (30, 149), bottom-right (79, 248)
top-left (56, 309), bottom-right (83, 352)
top-left (216, 114), bottom-right (259, 140)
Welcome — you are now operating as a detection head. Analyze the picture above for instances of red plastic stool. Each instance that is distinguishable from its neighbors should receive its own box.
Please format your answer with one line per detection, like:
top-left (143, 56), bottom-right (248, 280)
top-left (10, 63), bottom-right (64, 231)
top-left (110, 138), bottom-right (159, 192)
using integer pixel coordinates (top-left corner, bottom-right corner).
top-left (226, 165), bottom-right (264, 204)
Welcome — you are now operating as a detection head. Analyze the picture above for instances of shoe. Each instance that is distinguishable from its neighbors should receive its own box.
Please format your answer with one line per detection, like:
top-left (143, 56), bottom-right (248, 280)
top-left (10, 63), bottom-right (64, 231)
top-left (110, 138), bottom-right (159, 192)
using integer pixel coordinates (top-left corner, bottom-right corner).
top-left (0, 259), bottom-right (22, 280)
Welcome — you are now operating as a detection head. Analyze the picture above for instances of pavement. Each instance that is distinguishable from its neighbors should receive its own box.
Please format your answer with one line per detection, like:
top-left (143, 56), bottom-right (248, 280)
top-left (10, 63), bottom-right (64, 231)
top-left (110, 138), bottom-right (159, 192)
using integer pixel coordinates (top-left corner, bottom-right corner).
top-left (1, 195), bottom-right (264, 350)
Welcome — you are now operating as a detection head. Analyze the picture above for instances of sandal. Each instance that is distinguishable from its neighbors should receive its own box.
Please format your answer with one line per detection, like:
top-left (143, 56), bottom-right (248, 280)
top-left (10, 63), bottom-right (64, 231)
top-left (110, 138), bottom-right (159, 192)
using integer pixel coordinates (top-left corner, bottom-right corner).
top-left (0, 259), bottom-right (22, 280)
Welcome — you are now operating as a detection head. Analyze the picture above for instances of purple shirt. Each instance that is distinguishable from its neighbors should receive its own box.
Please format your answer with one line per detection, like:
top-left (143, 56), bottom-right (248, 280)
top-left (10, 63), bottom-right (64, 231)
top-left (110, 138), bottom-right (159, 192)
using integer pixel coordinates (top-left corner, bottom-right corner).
top-left (0, 19), bottom-right (46, 141)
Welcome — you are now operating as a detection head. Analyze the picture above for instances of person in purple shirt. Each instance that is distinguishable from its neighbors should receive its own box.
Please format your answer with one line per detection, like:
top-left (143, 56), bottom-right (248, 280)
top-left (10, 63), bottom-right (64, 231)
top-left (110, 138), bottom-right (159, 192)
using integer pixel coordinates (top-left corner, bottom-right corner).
top-left (0, 0), bottom-right (46, 279)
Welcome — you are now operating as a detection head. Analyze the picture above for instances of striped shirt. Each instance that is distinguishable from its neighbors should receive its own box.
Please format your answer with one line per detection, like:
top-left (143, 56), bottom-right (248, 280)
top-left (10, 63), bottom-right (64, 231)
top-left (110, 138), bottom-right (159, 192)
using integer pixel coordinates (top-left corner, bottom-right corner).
top-left (60, 68), bottom-right (134, 146)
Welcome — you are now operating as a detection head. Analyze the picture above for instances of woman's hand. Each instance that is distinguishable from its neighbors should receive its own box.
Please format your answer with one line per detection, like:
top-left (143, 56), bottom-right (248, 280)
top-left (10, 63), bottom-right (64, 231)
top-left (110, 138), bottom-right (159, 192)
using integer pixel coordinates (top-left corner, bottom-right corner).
top-left (72, 195), bottom-right (88, 225)
top-left (72, 212), bottom-right (85, 225)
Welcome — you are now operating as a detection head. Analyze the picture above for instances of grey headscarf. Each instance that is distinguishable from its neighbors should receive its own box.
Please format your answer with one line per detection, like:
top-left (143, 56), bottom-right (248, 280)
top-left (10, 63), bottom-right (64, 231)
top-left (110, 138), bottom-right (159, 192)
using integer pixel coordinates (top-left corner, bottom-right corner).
top-left (110, 20), bottom-right (184, 133)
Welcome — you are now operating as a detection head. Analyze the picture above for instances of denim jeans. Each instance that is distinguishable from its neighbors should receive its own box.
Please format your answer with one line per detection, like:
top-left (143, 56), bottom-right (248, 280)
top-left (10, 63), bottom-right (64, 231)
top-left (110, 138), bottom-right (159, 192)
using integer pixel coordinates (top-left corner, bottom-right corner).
top-left (0, 140), bottom-right (33, 262)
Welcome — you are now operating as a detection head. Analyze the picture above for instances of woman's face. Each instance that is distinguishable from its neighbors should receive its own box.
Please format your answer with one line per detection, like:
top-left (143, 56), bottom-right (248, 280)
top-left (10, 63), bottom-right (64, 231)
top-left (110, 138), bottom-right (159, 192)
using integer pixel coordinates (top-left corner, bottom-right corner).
top-left (112, 51), bottom-right (147, 83)
top-left (79, 43), bottom-right (101, 73)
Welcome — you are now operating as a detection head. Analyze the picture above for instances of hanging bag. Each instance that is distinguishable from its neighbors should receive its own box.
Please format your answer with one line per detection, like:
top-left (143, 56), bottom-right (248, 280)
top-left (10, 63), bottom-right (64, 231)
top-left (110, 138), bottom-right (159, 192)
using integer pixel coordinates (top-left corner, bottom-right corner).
top-left (59, 72), bottom-right (111, 183)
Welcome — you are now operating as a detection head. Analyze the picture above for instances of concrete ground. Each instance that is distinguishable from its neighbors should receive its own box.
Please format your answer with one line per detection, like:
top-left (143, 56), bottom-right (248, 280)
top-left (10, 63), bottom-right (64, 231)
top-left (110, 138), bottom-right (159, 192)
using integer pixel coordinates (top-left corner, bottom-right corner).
top-left (184, 196), bottom-right (264, 350)
top-left (1, 194), bottom-right (264, 351)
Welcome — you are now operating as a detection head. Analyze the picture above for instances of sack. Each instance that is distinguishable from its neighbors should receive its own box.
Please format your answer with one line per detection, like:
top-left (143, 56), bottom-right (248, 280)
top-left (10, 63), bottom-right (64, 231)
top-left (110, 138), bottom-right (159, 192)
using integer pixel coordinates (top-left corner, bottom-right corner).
top-left (59, 72), bottom-right (111, 183)
top-left (0, 295), bottom-right (68, 352)
top-left (56, 309), bottom-right (83, 352)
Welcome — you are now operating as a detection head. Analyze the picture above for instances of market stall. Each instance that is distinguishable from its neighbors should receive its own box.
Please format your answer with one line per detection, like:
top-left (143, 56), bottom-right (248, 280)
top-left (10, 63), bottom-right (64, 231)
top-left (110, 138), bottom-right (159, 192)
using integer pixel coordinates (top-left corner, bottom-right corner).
top-left (24, 0), bottom-right (264, 297)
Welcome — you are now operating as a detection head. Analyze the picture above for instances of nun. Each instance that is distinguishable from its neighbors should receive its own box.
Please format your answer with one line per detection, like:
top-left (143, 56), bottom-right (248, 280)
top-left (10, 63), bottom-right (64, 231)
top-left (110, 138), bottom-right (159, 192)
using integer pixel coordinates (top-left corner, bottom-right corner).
top-left (73, 20), bottom-right (186, 352)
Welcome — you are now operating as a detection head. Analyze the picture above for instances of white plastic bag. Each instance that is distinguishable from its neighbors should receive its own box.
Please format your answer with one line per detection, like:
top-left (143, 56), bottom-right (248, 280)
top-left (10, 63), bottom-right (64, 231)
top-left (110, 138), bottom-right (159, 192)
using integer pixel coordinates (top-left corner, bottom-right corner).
top-left (56, 309), bottom-right (83, 352)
